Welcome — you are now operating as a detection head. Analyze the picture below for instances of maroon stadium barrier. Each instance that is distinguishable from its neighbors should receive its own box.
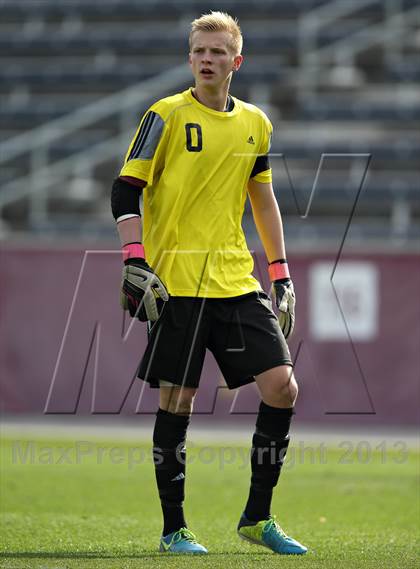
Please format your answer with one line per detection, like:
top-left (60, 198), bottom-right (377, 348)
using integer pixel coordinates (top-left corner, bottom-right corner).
top-left (0, 246), bottom-right (419, 427)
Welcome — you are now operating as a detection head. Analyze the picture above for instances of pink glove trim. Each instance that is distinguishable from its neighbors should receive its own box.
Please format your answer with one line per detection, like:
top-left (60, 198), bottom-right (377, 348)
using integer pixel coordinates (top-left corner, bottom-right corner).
top-left (268, 261), bottom-right (290, 281)
top-left (122, 243), bottom-right (145, 262)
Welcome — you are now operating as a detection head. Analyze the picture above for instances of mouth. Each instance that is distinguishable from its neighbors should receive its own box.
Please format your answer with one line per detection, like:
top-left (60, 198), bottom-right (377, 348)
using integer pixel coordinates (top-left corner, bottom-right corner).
top-left (200, 68), bottom-right (214, 76)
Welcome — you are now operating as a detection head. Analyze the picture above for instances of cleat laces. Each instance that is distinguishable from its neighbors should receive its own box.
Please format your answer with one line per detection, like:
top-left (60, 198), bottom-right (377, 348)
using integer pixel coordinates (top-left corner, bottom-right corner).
top-left (264, 516), bottom-right (288, 538)
top-left (173, 528), bottom-right (198, 544)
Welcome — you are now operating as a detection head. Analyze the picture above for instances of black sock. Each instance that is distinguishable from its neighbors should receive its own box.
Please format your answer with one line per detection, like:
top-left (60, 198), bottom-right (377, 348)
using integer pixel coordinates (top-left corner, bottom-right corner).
top-left (244, 401), bottom-right (294, 522)
top-left (153, 407), bottom-right (190, 536)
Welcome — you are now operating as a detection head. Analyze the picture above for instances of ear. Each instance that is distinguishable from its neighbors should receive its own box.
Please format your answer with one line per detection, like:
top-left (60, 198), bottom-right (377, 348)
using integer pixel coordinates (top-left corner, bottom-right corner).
top-left (188, 53), bottom-right (192, 65)
top-left (233, 54), bottom-right (244, 72)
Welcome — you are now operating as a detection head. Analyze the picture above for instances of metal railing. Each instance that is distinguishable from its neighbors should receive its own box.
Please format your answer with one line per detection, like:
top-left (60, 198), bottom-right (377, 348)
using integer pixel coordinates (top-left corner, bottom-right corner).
top-left (298, 0), bottom-right (419, 91)
top-left (0, 64), bottom-right (191, 225)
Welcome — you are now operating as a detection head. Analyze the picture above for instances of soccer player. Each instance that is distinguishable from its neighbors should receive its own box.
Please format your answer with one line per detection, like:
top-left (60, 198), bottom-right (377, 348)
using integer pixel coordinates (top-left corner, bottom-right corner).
top-left (111, 11), bottom-right (307, 555)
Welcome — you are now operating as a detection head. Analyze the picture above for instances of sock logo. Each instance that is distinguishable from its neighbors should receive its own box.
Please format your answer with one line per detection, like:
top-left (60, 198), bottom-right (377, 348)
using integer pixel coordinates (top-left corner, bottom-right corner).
top-left (170, 472), bottom-right (185, 482)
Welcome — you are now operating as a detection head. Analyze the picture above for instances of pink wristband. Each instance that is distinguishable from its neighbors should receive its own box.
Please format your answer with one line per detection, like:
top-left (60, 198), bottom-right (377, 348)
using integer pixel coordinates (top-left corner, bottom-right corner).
top-left (122, 242), bottom-right (145, 262)
top-left (268, 261), bottom-right (290, 281)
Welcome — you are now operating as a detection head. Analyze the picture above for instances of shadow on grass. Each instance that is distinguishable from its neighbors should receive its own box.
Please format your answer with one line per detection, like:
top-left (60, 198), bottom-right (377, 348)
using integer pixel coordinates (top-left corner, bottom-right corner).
top-left (0, 551), bottom-right (274, 559)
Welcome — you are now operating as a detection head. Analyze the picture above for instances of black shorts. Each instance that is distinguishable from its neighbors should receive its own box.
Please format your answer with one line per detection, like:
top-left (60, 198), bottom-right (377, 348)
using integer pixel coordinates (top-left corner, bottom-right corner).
top-left (138, 290), bottom-right (292, 390)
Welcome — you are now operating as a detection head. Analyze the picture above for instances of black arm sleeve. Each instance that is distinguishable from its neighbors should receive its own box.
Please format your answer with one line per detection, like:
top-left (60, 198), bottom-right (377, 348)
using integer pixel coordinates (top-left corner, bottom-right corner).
top-left (250, 154), bottom-right (270, 179)
top-left (111, 177), bottom-right (142, 220)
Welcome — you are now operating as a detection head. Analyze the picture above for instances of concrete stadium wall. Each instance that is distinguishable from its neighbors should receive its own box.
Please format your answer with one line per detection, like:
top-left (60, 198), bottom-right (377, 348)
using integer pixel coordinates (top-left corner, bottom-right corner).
top-left (0, 246), bottom-right (419, 427)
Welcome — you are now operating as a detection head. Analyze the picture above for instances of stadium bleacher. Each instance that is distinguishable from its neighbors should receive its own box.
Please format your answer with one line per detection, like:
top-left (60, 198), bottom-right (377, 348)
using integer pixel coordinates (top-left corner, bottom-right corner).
top-left (0, 0), bottom-right (419, 242)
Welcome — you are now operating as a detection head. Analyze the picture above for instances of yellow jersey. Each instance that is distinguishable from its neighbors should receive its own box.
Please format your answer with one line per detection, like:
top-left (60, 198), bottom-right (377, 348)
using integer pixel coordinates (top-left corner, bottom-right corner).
top-left (120, 87), bottom-right (272, 298)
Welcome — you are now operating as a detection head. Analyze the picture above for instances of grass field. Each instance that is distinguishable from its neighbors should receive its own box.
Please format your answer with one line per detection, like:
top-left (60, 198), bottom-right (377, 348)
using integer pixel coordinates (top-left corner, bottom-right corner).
top-left (0, 432), bottom-right (419, 569)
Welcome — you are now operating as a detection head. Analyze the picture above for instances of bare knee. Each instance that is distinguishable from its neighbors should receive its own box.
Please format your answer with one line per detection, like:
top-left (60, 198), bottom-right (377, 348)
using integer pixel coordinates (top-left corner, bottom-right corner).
top-left (286, 376), bottom-right (299, 405)
top-left (159, 386), bottom-right (197, 415)
top-left (255, 366), bottom-right (299, 408)
top-left (271, 375), bottom-right (298, 408)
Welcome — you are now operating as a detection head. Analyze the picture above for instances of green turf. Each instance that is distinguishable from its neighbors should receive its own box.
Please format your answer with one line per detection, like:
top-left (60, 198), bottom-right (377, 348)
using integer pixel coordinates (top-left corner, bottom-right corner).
top-left (0, 433), bottom-right (419, 569)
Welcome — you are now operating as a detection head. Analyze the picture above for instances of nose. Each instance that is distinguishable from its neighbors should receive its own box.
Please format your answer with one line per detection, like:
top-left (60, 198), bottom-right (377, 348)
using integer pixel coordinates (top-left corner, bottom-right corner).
top-left (201, 51), bottom-right (212, 64)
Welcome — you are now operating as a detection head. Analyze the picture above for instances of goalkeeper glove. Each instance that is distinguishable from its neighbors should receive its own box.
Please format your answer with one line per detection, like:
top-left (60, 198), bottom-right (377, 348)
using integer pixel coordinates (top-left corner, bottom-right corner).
top-left (120, 242), bottom-right (169, 321)
top-left (268, 258), bottom-right (296, 339)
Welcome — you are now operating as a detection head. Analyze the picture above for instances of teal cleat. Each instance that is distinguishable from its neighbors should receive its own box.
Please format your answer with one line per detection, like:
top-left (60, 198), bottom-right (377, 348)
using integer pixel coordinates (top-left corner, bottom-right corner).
top-left (159, 527), bottom-right (208, 554)
top-left (237, 512), bottom-right (307, 555)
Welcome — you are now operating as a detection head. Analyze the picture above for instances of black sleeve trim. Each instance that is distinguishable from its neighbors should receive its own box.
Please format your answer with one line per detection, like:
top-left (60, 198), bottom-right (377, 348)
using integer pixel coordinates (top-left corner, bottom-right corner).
top-left (111, 178), bottom-right (142, 220)
top-left (250, 154), bottom-right (270, 179)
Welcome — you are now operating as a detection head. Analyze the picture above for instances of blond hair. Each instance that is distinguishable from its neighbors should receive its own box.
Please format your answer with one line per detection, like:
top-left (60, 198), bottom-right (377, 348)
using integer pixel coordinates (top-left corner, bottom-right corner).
top-left (189, 11), bottom-right (243, 55)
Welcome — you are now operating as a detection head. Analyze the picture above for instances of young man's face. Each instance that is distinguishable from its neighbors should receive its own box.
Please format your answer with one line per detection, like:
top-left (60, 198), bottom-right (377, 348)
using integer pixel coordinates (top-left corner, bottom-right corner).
top-left (189, 30), bottom-right (243, 90)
